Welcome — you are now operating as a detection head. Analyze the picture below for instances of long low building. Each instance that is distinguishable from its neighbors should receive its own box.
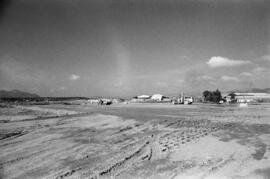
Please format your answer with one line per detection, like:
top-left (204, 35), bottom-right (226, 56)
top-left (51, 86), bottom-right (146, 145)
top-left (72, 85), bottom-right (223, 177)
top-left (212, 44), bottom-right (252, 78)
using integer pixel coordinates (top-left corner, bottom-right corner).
top-left (131, 94), bottom-right (170, 102)
top-left (136, 95), bottom-right (151, 99)
top-left (225, 92), bottom-right (270, 102)
top-left (235, 92), bottom-right (270, 98)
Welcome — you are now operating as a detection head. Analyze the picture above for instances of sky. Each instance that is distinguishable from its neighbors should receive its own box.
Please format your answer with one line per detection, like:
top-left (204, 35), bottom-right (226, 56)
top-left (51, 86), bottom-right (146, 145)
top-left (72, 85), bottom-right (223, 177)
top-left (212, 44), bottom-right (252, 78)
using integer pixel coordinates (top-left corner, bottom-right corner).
top-left (0, 0), bottom-right (270, 97)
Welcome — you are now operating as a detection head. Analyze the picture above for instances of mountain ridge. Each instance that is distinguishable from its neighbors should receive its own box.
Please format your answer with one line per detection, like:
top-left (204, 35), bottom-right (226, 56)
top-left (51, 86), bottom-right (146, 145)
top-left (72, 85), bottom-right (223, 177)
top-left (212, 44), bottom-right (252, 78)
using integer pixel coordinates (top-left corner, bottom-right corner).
top-left (0, 90), bottom-right (40, 98)
top-left (227, 88), bottom-right (270, 94)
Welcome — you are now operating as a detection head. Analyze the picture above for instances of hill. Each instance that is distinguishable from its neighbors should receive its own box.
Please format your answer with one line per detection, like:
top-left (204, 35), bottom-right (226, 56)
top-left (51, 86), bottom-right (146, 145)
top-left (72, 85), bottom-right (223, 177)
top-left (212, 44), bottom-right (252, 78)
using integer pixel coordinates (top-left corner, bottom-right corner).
top-left (227, 88), bottom-right (270, 94)
top-left (249, 88), bottom-right (270, 93)
top-left (0, 90), bottom-right (40, 98)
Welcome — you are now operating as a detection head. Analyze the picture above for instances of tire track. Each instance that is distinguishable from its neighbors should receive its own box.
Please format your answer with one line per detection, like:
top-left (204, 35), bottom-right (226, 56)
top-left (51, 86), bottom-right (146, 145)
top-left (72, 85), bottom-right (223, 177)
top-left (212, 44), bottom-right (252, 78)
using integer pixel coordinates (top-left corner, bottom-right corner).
top-left (56, 139), bottom-right (153, 179)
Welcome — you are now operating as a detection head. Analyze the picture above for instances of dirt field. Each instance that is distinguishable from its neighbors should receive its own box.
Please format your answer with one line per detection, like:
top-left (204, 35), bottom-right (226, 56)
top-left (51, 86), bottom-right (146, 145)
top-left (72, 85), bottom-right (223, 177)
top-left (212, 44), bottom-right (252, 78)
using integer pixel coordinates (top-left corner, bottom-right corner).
top-left (1, 103), bottom-right (270, 179)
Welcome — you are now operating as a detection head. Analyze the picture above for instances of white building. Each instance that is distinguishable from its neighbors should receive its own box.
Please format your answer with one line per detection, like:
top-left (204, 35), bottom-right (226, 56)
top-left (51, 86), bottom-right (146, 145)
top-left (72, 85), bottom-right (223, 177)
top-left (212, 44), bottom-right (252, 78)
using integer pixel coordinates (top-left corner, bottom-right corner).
top-left (151, 94), bottom-right (164, 101)
top-left (226, 92), bottom-right (270, 103)
top-left (88, 99), bottom-right (100, 104)
top-left (184, 96), bottom-right (193, 104)
top-left (136, 95), bottom-right (151, 99)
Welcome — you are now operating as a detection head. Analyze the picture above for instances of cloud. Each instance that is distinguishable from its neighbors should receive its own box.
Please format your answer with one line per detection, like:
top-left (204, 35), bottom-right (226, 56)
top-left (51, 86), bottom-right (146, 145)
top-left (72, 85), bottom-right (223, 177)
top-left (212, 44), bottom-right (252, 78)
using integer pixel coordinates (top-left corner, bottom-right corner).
top-left (198, 75), bottom-right (213, 80)
top-left (69, 74), bottom-right (80, 81)
top-left (240, 72), bottom-right (252, 77)
top-left (177, 79), bottom-right (185, 84)
top-left (253, 67), bottom-right (266, 73)
top-left (262, 55), bottom-right (270, 62)
top-left (221, 75), bottom-right (239, 81)
top-left (207, 56), bottom-right (251, 68)
top-left (183, 71), bottom-right (213, 91)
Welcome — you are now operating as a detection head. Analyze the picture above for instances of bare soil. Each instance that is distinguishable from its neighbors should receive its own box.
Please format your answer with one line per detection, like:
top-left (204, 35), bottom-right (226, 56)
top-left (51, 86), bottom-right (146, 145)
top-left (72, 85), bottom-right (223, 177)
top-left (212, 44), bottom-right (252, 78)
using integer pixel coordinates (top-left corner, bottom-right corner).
top-left (1, 103), bottom-right (270, 179)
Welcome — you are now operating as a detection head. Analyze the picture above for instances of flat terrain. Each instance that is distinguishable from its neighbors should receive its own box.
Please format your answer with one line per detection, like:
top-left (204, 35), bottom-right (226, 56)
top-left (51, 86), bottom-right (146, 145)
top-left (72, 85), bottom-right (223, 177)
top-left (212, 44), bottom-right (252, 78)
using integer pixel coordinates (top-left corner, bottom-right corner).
top-left (1, 103), bottom-right (270, 179)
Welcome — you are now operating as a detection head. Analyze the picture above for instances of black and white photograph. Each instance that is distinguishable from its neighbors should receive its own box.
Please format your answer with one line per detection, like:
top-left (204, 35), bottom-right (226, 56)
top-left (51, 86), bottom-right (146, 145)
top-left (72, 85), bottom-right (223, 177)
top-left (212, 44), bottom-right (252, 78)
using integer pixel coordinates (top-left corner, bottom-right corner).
top-left (1, 0), bottom-right (270, 178)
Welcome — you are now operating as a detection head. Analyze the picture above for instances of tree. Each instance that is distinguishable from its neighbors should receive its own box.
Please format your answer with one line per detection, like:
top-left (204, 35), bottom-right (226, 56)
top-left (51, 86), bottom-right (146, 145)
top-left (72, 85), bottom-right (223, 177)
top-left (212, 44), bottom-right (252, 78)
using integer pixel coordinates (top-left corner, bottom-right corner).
top-left (203, 90), bottom-right (210, 98)
top-left (212, 89), bottom-right (222, 102)
top-left (202, 89), bottom-right (222, 103)
top-left (228, 92), bottom-right (236, 100)
top-left (202, 90), bottom-right (211, 102)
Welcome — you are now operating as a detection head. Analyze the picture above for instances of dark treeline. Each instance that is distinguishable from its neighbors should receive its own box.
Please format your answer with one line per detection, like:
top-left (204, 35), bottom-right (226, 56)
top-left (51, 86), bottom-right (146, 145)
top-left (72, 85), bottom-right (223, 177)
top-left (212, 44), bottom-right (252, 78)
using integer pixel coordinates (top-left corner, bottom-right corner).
top-left (202, 89), bottom-right (222, 103)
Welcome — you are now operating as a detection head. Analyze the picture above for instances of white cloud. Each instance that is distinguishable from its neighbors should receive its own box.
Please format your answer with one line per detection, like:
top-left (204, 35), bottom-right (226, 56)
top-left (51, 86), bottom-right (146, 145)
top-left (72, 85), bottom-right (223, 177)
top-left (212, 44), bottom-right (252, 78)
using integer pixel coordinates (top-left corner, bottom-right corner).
top-left (262, 55), bottom-right (270, 61)
top-left (69, 74), bottom-right (80, 81)
top-left (253, 67), bottom-right (266, 73)
top-left (221, 75), bottom-right (239, 81)
top-left (177, 79), bottom-right (185, 84)
top-left (207, 56), bottom-right (251, 68)
top-left (240, 72), bottom-right (252, 77)
top-left (198, 75), bottom-right (213, 80)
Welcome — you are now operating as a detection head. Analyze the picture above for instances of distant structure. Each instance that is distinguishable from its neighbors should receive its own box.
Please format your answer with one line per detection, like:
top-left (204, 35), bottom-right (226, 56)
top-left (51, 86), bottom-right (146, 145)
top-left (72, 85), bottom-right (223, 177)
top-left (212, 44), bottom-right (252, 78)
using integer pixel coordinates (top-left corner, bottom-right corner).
top-left (225, 92), bottom-right (270, 103)
top-left (131, 94), bottom-right (170, 103)
top-left (183, 96), bottom-right (193, 104)
top-left (151, 94), bottom-right (164, 101)
top-left (98, 99), bottom-right (112, 105)
top-left (137, 95), bottom-right (151, 99)
top-left (88, 99), bottom-right (100, 104)
top-left (172, 93), bottom-right (193, 105)
top-left (87, 98), bottom-right (124, 105)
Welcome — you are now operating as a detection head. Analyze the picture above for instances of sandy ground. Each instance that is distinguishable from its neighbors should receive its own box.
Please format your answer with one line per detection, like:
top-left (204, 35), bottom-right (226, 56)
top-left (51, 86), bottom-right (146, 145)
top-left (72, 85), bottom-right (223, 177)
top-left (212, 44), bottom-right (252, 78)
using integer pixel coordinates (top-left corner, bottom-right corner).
top-left (0, 103), bottom-right (270, 179)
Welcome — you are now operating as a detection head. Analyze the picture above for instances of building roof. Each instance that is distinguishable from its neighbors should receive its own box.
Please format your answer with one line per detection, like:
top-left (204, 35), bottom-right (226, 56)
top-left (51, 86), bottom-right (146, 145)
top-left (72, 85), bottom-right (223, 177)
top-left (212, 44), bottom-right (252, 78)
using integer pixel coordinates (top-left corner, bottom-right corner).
top-left (234, 92), bottom-right (270, 96)
top-left (137, 95), bottom-right (150, 99)
top-left (151, 94), bottom-right (164, 100)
